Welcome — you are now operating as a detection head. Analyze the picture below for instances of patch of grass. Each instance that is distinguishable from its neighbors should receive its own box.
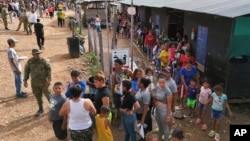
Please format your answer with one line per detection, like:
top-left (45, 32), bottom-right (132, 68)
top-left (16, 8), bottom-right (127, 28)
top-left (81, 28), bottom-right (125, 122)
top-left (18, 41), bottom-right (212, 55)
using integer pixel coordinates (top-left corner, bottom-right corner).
top-left (84, 52), bottom-right (101, 75)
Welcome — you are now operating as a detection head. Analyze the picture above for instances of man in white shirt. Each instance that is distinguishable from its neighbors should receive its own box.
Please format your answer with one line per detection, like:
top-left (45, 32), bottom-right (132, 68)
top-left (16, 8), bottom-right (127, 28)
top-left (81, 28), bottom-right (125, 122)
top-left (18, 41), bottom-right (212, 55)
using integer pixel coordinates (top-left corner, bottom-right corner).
top-left (28, 10), bottom-right (37, 35)
top-left (7, 37), bottom-right (27, 98)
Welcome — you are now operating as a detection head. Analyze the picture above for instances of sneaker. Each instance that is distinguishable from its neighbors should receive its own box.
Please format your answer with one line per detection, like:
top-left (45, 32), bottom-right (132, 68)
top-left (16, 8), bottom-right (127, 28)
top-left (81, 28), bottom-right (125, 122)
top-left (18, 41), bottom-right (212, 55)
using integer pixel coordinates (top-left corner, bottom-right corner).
top-left (35, 109), bottom-right (44, 117)
top-left (16, 94), bottom-right (27, 98)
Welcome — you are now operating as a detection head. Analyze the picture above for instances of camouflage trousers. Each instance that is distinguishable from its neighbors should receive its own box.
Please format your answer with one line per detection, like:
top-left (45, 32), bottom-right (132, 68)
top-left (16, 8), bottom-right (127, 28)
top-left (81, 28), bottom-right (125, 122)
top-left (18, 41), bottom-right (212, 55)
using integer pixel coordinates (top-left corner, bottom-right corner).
top-left (2, 17), bottom-right (8, 28)
top-left (31, 82), bottom-right (50, 109)
top-left (69, 127), bottom-right (93, 141)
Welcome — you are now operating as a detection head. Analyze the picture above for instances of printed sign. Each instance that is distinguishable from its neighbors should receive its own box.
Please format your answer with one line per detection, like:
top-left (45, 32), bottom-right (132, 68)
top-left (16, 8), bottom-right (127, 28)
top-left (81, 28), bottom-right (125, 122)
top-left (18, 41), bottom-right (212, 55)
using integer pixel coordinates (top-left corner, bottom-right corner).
top-left (127, 7), bottom-right (136, 15)
top-left (112, 48), bottom-right (129, 68)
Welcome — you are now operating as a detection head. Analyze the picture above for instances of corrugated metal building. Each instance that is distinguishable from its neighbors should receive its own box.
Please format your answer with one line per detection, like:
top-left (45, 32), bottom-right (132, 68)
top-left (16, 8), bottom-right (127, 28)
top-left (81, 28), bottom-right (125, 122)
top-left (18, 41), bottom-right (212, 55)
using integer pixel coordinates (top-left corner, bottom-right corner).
top-left (120, 0), bottom-right (250, 100)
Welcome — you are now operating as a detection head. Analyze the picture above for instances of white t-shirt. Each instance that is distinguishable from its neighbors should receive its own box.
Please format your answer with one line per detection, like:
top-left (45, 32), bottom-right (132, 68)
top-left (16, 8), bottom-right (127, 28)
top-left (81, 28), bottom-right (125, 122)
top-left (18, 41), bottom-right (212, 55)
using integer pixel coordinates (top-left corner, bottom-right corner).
top-left (7, 48), bottom-right (21, 72)
top-left (198, 86), bottom-right (212, 104)
top-left (29, 13), bottom-right (37, 23)
top-left (95, 17), bottom-right (101, 26)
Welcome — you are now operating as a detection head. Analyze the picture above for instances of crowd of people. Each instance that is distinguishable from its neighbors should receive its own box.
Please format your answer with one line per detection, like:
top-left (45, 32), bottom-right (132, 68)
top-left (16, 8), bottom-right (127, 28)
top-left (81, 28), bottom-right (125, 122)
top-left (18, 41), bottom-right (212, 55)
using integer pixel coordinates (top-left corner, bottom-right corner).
top-left (4, 3), bottom-right (234, 141)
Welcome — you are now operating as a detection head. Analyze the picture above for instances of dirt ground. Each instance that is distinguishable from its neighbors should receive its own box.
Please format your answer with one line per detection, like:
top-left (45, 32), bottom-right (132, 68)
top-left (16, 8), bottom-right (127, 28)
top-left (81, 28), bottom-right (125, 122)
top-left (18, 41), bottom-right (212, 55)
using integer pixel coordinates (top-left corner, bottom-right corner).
top-left (0, 10), bottom-right (250, 141)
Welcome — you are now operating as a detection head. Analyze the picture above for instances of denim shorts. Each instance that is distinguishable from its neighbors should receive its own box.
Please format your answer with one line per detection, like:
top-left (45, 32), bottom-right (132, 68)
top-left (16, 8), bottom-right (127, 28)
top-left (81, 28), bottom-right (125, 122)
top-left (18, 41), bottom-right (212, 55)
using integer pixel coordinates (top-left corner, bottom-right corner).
top-left (211, 109), bottom-right (223, 120)
top-left (197, 102), bottom-right (208, 110)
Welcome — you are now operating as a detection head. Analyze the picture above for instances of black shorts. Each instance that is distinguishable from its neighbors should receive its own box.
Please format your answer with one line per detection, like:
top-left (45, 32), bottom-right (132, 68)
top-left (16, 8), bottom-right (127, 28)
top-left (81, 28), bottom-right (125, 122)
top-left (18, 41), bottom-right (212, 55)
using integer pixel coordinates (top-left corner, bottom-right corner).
top-left (53, 119), bottom-right (67, 140)
top-left (114, 93), bottom-right (122, 108)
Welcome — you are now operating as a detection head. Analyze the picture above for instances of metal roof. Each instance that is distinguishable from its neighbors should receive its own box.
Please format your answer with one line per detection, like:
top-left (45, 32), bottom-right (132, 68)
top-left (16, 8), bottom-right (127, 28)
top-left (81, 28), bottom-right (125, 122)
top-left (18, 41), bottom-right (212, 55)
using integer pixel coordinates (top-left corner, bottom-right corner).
top-left (119, 0), bottom-right (250, 18)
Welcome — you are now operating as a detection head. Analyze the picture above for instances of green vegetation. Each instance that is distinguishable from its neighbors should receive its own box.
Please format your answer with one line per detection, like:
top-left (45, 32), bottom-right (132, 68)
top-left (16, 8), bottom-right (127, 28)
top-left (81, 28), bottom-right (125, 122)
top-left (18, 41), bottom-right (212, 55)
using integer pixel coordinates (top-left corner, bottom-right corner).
top-left (84, 52), bottom-right (101, 75)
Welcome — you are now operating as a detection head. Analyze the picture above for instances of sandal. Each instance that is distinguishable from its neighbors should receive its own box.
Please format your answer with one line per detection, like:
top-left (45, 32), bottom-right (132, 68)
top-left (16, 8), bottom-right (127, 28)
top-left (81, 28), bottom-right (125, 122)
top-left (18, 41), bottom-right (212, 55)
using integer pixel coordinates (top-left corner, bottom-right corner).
top-left (196, 118), bottom-right (201, 124)
top-left (214, 133), bottom-right (220, 141)
top-left (208, 130), bottom-right (215, 138)
top-left (201, 124), bottom-right (207, 130)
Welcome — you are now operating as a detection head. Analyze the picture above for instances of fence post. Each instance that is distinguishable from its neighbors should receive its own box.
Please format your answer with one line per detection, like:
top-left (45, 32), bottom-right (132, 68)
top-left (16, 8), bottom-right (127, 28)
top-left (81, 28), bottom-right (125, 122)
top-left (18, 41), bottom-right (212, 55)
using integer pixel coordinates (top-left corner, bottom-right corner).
top-left (87, 24), bottom-right (93, 52)
top-left (98, 32), bottom-right (104, 72)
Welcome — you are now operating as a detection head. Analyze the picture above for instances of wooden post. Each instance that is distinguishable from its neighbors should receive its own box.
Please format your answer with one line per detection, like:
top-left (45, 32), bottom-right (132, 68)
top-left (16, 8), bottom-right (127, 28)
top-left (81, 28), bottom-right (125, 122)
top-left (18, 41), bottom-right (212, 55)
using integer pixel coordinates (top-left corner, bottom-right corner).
top-left (87, 24), bottom-right (93, 52)
top-left (93, 28), bottom-right (97, 56)
top-left (98, 32), bottom-right (104, 72)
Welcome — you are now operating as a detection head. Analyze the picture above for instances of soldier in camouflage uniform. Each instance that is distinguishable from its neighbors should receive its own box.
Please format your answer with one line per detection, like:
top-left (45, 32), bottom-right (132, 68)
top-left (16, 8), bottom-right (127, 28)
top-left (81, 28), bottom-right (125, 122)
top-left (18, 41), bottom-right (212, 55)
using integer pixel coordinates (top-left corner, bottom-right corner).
top-left (23, 48), bottom-right (51, 117)
top-left (1, 3), bottom-right (9, 30)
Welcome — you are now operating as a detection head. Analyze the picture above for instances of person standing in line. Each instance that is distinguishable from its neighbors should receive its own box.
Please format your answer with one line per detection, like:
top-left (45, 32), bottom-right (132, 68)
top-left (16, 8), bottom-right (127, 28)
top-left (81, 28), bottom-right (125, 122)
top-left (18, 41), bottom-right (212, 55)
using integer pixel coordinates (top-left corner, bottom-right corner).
top-left (38, 3), bottom-right (44, 18)
top-left (61, 10), bottom-right (65, 26)
top-left (48, 5), bottom-right (54, 19)
top-left (34, 18), bottom-right (44, 50)
top-left (7, 37), bottom-right (27, 98)
top-left (23, 48), bottom-right (51, 117)
top-left (49, 82), bottom-right (67, 140)
top-left (196, 79), bottom-right (212, 131)
top-left (1, 3), bottom-right (9, 30)
top-left (120, 80), bottom-right (140, 141)
top-left (153, 74), bottom-right (173, 141)
top-left (94, 71), bottom-right (110, 114)
top-left (144, 30), bottom-right (156, 61)
top-left (207, 84), bottom-right (233, 141)
top-left (65, 70), bottom-right (86, 99)
top-left (59, 84), bottom-right (97, 141)
top-left (95, 14), bottom-right (101, 32)
top-left (135, 78), bottom-right (152, 140)
top-left (95, 106), bottom-right (113, 141)
top-left (111, 59), bottom-right (133, 130)
top-left (28, 10), bottom-right (37, 35)
top-left (56, 9), bottom-right (62, 27)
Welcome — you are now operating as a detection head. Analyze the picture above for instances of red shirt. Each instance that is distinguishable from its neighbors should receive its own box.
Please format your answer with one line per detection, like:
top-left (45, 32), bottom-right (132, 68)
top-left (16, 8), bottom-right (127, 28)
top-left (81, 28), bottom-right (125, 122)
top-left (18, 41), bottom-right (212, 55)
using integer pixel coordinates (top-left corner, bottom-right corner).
top-left (145, 34), bottom-right (156, 48)
top-left (180, 55), bottom-right (195, 67)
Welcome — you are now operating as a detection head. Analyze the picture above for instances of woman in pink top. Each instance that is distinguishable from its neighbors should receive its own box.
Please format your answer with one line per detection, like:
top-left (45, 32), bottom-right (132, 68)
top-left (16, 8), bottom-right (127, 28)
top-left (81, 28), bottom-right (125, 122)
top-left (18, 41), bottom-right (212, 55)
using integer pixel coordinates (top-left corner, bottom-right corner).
top-left (48, 5), bottom-right (54, 19)
top-left (196, 79), bottom-right (212, 130)
top-left (168, 42), bottom-right (177, 69)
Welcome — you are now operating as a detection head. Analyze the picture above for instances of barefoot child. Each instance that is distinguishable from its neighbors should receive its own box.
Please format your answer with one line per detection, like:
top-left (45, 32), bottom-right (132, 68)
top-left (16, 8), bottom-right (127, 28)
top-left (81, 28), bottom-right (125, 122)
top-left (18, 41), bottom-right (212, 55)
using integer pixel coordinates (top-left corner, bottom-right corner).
top-left (96, 106), bottom-right (113, 141)
top-left (186, 78), bottom-right (199, 117)
top-left (196, 79), bottom-right (212, 130)
top-left (49, 82), bottom-right (67, 141)
top-left (208, 84), bottom-right (233, 141)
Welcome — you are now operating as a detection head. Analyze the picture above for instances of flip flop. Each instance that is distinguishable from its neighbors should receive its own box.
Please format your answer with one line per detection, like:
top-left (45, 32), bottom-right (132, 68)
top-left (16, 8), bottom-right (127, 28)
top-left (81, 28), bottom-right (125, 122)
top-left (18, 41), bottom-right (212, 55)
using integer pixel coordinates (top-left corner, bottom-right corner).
top-left (214, 133), bottom-right (220, 141)
top-left (208, 130), bottom-right (215, 138)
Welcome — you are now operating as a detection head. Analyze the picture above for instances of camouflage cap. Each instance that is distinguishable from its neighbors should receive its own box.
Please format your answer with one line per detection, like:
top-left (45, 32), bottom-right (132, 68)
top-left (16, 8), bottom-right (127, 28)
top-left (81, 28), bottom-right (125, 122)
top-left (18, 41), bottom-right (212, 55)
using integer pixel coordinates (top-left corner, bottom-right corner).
top-left (32, 48), bottom-right (43, 54)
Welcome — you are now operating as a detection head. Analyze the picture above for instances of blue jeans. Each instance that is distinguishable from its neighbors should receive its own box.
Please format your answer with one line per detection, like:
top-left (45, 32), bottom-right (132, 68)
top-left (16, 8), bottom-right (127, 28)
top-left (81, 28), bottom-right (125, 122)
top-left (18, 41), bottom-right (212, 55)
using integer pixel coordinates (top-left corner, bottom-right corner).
top-left (154, 58), bottom-right (161, 71)
top-left (122, 113), bottom-right (137, 141)
top-left (96, 25), bottom-right (101, 32)
top-left (13, 71), bottom-right (22, 95)
top-left (146, 45), bottom-right (153, 59)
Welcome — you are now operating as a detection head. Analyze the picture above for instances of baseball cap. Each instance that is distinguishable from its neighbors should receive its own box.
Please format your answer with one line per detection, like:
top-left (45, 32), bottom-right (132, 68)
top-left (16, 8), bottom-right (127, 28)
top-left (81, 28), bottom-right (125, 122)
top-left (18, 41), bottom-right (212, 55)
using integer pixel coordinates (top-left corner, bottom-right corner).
top-left (7, 38), bottom-right (18, 44)
top-left (32, 48), bottom-right (43, 54)
top-left (163, 66), bottom-right (172, 73)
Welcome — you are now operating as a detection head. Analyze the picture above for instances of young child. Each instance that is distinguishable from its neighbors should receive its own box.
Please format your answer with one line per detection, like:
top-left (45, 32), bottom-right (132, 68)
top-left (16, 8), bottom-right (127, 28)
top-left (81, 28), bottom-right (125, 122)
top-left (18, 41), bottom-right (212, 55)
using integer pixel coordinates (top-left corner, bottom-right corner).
top-left (170, 130), bottom-right (184, 141)
top-left (96, 106), bottom-right (113, 141)
top-left (146, 131), bottom-right (159, 141)
top-left (196, 79), bottom-right (212, 130)
top-left (49, 82), bottom-right (67, 141)
top-left (172, 62), bottom-right (182, 106)
top-left (131, 68), bottom-right (143, 94)
top-left (153, 41), bottom-right (162, 73)
top-left (145, 67), bottom-right (155, 91)
top-left (45, 8), bottom-right (49, 18)
top-left (208, 84), bottom-right (233, 140)
top-left (186, 78), bottom-right (199, 117)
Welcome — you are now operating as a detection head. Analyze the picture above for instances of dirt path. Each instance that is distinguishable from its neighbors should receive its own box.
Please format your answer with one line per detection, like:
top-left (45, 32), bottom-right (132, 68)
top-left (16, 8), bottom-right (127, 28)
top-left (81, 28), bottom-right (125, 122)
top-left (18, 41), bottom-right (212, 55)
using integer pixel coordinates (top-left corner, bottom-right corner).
top-left (0, 11), bottom-right (92, 141)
